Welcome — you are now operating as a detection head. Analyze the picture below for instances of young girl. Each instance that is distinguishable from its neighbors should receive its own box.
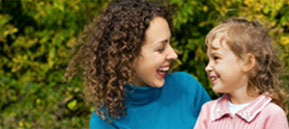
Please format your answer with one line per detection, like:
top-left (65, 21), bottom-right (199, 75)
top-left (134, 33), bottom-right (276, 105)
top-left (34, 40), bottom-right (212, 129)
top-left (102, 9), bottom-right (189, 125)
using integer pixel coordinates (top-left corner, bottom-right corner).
top-left (66, 0), bottom-right (211, 129)
top-left (194, 17), bottom-right (288, 129)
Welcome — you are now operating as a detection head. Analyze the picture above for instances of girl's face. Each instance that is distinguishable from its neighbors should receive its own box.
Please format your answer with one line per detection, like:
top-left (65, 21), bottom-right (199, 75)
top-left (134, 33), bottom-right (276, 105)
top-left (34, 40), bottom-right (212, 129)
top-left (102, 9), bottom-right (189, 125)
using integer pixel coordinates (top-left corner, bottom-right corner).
top-left (132, 17), bottom-right (177, 87)
top-left (205, 35), bottom-right (249, 94)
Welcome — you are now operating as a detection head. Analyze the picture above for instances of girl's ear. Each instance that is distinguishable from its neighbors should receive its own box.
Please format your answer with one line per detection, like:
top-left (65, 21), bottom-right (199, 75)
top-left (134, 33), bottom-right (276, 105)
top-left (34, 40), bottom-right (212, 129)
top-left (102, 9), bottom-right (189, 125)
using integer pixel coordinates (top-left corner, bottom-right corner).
top-left (242, 53), bottom-right (256, 72)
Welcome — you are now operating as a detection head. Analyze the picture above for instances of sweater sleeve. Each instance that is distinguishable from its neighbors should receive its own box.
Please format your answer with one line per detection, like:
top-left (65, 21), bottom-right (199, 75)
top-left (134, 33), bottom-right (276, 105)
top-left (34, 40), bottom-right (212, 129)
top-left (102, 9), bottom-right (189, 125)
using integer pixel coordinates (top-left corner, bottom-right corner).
top-left (89, 111), bottom-right (115, 129)
top-left (183, 72), bottom-right (211, 116)
top-left (264, 104), bottom-right (289, 129)
top-left (176, 72), bottom-right (211, 128)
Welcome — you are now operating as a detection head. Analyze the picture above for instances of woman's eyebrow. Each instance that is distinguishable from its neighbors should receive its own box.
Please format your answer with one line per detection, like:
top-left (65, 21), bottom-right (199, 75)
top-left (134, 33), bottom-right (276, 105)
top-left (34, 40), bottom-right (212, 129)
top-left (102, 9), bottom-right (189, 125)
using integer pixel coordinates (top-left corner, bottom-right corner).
top-left (153, 39), bottom-right (169, 46)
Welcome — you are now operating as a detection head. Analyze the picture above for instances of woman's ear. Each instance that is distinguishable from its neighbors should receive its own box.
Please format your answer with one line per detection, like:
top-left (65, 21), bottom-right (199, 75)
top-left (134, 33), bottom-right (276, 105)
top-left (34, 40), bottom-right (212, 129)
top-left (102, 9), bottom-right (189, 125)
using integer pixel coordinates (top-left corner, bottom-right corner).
top-left (242, 53), bottom-right (256, 72)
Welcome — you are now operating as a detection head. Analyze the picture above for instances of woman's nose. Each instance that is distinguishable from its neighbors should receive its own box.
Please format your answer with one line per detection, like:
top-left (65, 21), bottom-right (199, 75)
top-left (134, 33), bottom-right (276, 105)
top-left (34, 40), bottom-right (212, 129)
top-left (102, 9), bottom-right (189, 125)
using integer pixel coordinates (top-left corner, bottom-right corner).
top-left (167, 45), bottom-right (178, 60)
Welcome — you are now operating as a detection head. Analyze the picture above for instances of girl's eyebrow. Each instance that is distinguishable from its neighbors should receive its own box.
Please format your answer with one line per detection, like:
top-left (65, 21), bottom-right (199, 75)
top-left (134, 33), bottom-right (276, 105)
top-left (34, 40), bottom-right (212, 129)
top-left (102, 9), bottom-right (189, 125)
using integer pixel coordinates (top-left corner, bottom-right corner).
top-left (207, 46), bottom-right (219, 53)
top-left (207, 50), bottom-right (222, 57)
top-left (212, 50), bottom-right (222, 55)
top-left (208, 44), bottom-right (220, 50)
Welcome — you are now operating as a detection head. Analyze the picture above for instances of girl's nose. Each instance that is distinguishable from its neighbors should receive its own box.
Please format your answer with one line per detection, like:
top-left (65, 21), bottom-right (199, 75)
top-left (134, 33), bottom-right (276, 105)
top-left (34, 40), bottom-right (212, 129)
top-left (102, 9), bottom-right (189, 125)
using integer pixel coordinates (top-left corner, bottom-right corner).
top-left (205, 61), bottom-right (212, 73)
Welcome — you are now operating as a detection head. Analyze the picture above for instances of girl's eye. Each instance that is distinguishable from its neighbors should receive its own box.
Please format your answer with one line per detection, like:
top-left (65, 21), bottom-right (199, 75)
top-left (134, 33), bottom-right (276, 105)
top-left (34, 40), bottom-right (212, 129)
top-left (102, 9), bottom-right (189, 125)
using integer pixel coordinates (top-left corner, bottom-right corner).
top-left (213, 56), bottom-right (220, 60)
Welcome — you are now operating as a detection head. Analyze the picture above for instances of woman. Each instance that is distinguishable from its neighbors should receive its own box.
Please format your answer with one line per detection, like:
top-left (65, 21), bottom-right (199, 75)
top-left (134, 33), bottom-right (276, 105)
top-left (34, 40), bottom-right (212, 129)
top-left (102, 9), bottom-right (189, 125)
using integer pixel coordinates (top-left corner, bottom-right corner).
top-left (66, 0), bottom-right (211, 128)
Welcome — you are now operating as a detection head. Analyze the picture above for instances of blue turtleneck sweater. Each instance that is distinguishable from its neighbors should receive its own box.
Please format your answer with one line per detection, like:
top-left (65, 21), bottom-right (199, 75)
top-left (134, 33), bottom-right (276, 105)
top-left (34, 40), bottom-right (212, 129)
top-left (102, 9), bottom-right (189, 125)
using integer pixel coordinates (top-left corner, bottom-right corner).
top-left (89, 72), bottom-right (211, 129)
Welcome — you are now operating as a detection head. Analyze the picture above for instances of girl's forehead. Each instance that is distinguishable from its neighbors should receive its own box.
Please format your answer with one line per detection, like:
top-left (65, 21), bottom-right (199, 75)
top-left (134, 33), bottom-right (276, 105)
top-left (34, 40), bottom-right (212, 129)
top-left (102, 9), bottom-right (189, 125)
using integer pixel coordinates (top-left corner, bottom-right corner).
top-left (207, 36), bottom-right (233, 55)
top-left (208, 34), bottom-right (227, 49)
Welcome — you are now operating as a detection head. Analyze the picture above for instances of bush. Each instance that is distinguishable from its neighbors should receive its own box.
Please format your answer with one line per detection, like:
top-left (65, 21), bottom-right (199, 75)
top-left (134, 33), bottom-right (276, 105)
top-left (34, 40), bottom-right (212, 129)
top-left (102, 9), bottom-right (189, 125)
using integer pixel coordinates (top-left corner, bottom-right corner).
top-left (1, 0), bottom-right (288, 128)
top-left (0, 0), bottom-right (109, 128)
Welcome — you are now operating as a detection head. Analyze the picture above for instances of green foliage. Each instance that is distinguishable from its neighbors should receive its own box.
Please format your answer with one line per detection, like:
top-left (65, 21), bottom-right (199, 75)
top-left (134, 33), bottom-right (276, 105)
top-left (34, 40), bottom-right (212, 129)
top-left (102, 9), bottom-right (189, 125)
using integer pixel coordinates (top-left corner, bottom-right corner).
top-left (0, 0), bottom-right (288, 128)
top-left (0, 0), bottom-right (110, 128)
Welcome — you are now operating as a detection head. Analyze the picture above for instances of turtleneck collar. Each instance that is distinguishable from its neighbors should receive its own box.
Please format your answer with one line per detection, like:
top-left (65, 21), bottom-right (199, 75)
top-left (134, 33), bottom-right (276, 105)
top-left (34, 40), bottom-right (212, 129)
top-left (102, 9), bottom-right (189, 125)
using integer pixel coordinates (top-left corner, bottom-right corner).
top-left (124, 84), bottom-right (161, 106)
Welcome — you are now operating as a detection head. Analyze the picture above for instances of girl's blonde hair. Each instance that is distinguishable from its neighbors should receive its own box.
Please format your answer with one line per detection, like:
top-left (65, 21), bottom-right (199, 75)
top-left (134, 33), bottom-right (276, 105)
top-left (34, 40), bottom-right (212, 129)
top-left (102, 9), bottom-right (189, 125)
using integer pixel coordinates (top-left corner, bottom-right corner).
top-left (205, 17), bottom-right (288, 114)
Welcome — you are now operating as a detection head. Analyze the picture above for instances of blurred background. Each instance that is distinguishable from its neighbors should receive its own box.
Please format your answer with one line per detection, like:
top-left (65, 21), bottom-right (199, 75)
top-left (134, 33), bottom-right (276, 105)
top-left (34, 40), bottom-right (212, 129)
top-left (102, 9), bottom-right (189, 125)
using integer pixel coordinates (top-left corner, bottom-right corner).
top-left (0, 0), bottom-right (288, 128)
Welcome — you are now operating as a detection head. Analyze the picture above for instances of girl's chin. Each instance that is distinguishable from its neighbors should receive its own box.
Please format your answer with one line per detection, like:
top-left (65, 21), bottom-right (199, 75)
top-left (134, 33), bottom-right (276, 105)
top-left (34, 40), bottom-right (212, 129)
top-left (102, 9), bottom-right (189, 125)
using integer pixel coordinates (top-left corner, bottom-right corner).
top-left (212, 87), bottom-right (225, 93)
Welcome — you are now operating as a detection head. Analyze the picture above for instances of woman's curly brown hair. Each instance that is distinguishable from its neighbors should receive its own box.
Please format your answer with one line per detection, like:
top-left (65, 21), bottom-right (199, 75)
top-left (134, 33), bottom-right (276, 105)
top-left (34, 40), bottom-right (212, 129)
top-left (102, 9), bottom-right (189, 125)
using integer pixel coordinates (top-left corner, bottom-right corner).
top-left (65, 0), bottom-right (172, 121)
top-left (205, 17), bottom-right (288, 114)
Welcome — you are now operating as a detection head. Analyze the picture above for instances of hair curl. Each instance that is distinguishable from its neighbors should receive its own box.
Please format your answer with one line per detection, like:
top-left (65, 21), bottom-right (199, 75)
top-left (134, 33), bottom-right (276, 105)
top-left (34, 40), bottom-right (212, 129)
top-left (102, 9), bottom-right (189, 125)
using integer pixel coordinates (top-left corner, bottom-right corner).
top-left (65, 0), bottom-right (172, 121)
top-left (205, 17), bottom-right (288, 114)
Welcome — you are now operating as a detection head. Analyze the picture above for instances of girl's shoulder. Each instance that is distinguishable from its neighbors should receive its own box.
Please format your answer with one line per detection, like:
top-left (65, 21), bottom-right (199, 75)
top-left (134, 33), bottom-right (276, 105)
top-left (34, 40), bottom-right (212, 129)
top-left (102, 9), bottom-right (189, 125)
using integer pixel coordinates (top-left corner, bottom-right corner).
top-left (200, 96), bottom-right (223, 110)
top-left (258, 102), bottom-right (289, 128)
top-left (198, 95), bottom-right (229, 115)
top-left (261, 102), bottom-right (287, 117)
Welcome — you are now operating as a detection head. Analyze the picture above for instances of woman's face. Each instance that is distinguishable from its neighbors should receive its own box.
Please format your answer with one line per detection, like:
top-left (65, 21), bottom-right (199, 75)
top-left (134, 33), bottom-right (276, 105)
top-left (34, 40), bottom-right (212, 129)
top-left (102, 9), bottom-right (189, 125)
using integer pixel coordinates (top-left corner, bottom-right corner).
top-left (132, 17), bottom-right (178, 87)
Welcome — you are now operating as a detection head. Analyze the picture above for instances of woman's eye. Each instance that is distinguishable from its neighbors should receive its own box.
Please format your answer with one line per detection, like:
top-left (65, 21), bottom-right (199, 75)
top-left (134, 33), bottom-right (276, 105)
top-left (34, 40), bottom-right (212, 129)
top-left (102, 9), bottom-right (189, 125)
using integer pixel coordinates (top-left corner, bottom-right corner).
top-left (157, 48), bottom-right (165, 52)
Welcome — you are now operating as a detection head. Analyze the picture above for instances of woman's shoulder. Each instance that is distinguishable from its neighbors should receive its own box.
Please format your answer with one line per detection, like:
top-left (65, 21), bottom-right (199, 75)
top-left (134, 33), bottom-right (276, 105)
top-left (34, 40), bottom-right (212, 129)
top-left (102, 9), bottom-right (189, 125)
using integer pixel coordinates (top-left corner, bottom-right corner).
top-left (90, 111), bottom-right (115, 129)
top-left (165, 72), bottom-right (201, 91)
top-left (168, 71), bottom-right (194, 77)
top-left (166, 72), bottom-right (199, 84)
top-left (165, 71), bottom-right (211, 101)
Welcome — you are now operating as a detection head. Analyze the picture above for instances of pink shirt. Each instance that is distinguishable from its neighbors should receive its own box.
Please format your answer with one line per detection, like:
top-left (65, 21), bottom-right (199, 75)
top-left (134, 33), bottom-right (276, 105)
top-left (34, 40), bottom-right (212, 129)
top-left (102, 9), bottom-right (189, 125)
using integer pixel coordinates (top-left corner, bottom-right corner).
top-left (194, 94), bottom-right (288, 129)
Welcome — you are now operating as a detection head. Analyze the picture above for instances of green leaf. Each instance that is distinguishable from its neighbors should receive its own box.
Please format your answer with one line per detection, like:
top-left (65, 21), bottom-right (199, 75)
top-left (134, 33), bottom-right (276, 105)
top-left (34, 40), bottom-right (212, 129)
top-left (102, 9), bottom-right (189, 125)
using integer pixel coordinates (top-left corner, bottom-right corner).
top-left (68, 99), bottom-right (77, 110)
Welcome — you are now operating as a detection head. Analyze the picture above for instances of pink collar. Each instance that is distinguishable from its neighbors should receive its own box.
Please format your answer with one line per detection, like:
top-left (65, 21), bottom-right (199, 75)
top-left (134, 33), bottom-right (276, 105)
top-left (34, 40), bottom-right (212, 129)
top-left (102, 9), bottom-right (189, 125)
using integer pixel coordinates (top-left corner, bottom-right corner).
top-left (211, 94), bottom-right (272, 122)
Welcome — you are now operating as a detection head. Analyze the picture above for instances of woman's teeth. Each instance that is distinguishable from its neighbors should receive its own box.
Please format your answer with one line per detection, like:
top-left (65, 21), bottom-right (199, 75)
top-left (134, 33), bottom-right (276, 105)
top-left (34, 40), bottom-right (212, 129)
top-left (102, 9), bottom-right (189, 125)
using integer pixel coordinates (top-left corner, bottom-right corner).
top-left (158, 67), bottom-right (169, 73)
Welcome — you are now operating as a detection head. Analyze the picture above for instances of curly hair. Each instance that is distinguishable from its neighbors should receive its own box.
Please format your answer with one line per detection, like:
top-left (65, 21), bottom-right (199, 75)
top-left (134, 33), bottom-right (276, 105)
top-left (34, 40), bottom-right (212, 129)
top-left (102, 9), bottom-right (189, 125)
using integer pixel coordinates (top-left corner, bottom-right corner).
top-left (205, 17), bottom-right (288, 114)
top-left (65, 0), bottom-right (172, 121)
